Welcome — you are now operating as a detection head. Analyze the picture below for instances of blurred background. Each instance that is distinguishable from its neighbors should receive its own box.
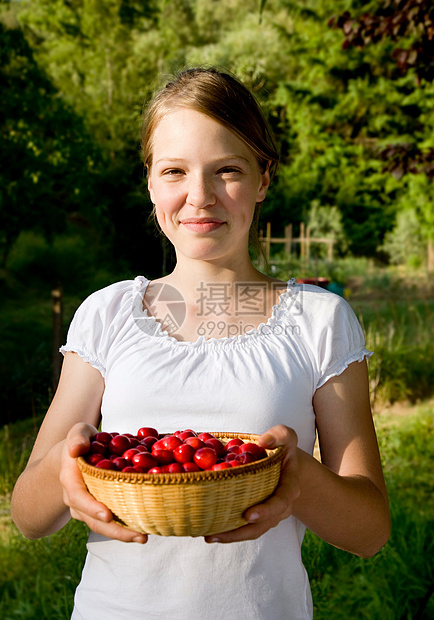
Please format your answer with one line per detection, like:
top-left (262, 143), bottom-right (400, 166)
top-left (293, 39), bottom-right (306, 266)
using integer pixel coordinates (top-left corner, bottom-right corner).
top-left (0, 1), bottom-right (433, 617)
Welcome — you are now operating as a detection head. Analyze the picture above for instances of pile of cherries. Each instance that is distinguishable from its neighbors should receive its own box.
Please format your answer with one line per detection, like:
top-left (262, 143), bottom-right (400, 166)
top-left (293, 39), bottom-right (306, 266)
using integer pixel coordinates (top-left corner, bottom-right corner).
top-left (83, 427), bottom-right (268, 474)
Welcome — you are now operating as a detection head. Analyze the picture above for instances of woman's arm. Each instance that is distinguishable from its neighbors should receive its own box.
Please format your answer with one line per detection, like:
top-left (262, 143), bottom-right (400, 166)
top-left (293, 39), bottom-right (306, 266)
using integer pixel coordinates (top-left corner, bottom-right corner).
top-left (205, 360), bottom-right (391, 557)
top-left (11, 352), bottom-right (148, 544)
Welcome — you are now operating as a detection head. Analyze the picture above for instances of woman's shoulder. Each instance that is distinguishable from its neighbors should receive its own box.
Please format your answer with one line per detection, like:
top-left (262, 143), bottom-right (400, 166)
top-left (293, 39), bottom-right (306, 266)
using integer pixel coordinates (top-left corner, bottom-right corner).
top-left (69, 276), bottom-right (149, 328)
top-left (282, 280), bottom-right (353, 321)
top-left (80, 276), bottom-right (148, 307)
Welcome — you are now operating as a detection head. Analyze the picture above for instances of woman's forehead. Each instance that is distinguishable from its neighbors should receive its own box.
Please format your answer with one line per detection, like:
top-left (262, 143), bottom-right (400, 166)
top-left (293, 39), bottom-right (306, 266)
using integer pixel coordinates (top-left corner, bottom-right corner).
top-left (151, 108), bottom-right (257, 162)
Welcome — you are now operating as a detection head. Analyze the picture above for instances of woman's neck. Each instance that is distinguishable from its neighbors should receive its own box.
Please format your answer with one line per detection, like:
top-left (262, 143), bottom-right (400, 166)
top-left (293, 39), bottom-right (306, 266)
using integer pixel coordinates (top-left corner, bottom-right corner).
top-left (163, 256), bottom-right (268, 304)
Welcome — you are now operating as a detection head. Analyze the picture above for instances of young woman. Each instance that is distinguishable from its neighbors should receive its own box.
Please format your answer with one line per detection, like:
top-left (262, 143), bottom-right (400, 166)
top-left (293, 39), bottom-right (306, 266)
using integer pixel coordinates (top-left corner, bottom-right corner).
top-left (11, 68), bottom-right (390, 619)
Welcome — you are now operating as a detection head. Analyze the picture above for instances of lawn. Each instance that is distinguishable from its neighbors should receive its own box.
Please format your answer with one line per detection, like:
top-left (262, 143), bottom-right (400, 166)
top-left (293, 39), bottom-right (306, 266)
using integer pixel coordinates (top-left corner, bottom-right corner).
top-left (1, 401), bottom-right (433, 619)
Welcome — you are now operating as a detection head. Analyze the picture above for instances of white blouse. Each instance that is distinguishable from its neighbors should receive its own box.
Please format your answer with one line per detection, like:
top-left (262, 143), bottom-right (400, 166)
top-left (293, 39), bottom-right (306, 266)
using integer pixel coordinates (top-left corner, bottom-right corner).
top-left (61, 276), bottom-right (372, 620)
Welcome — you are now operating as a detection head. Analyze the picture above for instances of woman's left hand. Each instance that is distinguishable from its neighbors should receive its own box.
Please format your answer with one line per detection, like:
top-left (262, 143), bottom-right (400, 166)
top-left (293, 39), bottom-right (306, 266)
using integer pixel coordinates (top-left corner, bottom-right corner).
top-left (204, 425), bottom-right (300, 543)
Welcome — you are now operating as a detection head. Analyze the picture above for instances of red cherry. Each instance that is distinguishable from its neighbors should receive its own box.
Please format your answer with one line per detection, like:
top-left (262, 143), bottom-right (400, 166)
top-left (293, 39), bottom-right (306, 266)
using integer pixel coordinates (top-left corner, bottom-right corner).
top-left (225, 438), bottom-right (244, 450)
top-left (212, 462), bottom-right (233, 471)
top-left (89, 440), bottom-right (107, 456)
top-left (95, 459), bottom-right (113, 469)
top-left (165, 462), bottom-right (184, 473)
top-left (239, 443), bottom-right (267, 460)
top-left (205, 438), bottom-right (225, 456)
top-left (184, 437), bottom-right (206, 450)
top-left (148, 467), bottom-right (162, 474)
top-left (109, 434), bottom-right (131, 456)
top-left (132, 452), bottom-right (157, 470)
top-left (182, 462), bottom-right (201, 472)
top-left (94, 432), bottom-right (112, 447)
top-left (128, 437), bottom-right (140, 449)
top-left (141, 436), bottom-right (158, 450)
top-left (111, 457), bottom-right (129, 470)
top-left (235, 452), bottom-right (256, 464)
top-left (137, 427), bottom-right (159, 439)
top-left (173, 443), bottom-right (196, 464)
top-left (122, 466), bottom-right (138, 473)
top-left (87, 453), bottom-right (105, 466)
top-left (122, 448), bottom-right (140, 463)
top-left (198, 432), bottom-right (216, 442)
top-left (151, 438), bottom-right (166, 451)
top-left (226, 445), bottom-right (241, 456)
top-left (224, 450), bottom-right (239, 461)
top-left (160, 435), bottom-right (183, 451)
top-left (193, 447), bottom-right (217, 470)
top-left (177, 430), bottom-right (197, 441)
top-left (228, 459), bottom-right (241, 468)
top-left (152, 449), bottom-right (175, 465)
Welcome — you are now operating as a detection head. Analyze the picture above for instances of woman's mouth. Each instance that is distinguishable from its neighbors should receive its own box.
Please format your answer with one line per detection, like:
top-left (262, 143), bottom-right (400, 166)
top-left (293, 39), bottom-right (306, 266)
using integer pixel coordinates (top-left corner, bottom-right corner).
top-left (180, 219), bottom-right (225, 233)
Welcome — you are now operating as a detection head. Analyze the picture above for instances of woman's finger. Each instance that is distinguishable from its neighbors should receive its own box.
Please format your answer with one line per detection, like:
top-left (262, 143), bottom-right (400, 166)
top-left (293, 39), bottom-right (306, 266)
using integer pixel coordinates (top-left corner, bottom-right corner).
top-left (70, 506), bottom-right (148, 543)
top-left (66, 423), bottom-right (99, 458)
top-left (205, 425), bottom-right (301, 543)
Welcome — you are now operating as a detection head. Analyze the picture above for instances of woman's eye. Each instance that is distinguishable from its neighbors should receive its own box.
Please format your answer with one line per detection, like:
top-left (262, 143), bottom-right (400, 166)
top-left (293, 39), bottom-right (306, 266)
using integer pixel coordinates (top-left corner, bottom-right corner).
top-left (163, 169), bottom-right (184, 176)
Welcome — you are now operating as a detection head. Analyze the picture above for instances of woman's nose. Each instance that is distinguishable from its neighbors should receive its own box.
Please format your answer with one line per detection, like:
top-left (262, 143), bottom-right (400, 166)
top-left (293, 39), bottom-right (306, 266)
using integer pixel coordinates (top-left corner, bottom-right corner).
top-left (186, 174), bottom-right (216, 208)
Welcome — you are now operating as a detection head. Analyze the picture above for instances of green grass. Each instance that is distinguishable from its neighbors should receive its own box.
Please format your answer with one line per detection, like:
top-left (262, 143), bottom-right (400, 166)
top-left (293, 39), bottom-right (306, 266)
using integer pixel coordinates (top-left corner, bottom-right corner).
top-left (355, 299), bottom-right (434, 407)
top-left (1, 403), bottom-right (433, 619)
top-left (0, 521), bottom-right (88, 620)
top-left (303, 402), bottom-right (434, 619)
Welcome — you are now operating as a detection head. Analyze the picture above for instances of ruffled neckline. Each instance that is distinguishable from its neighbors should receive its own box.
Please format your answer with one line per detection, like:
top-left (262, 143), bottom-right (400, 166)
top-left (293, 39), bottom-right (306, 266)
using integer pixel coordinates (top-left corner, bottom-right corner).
top-left (131, 275), bottom-right (300, 349)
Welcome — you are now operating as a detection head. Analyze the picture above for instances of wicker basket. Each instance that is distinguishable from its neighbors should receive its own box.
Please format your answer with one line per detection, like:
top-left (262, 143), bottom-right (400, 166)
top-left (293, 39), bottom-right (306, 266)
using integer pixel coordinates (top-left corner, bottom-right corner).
top-left (77, 432), bottom-right (284, 537)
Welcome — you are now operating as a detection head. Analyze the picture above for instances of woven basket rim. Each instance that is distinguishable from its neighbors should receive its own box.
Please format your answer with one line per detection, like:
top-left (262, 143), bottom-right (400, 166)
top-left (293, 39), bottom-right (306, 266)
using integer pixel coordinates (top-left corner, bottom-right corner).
top-left (77, 432), bottom-right (284, 486)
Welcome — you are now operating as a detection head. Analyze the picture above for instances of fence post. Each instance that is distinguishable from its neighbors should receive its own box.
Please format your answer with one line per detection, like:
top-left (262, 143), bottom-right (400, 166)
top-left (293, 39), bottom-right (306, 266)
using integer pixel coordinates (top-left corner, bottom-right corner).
top-left (428, 239), bottom-right (434, 273)
top-left (265, 222), bottom-right (271, 262)
top-left (284, 224), bottom-right (292, 255)
top-left (328, 238), bottom-right (334, 261)
top-left (52, 285), bottom-right (63, 394)
top-left (300, 222), bottom-right (305, 258)
top-left (306, 226), bottom-right (311, 260)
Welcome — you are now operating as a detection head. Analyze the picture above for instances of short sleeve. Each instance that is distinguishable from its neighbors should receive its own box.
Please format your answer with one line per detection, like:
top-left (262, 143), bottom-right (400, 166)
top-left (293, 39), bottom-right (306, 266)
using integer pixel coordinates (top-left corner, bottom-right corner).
top-left (293, 285), bottom-right (373, 390)
top-left (317, 296), bottom-right (372, 389)
top-left (59, 278), bottom-right (144, 378)
top-left (59, 294), bottom-right (107, 377)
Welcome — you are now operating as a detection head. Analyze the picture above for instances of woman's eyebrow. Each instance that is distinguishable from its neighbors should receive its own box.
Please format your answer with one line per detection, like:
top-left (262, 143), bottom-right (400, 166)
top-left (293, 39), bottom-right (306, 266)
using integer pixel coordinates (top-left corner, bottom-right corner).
top-left (154, 156), bottom-right (251, 165)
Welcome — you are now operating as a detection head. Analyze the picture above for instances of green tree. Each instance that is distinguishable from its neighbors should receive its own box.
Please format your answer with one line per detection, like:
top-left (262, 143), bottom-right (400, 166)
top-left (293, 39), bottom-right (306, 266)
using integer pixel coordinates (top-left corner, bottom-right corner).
top-left (0, 17), bottom-right (103, 271)
top-left (8, 0), bottom-right (433, 263)
top-left (330, 0), bottom-right (434, 268)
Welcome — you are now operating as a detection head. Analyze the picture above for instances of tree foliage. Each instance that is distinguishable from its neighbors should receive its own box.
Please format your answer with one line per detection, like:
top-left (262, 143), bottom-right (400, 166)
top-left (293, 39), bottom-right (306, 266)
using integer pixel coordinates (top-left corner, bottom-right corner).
top-left (0, 18), bottom-right (104, 268)
top-left (329, 0), bottom-right (434, 262)
top-left (1, 0), bottom-right (433, 270)
top-left (330, 0), bottom-right (434, 83)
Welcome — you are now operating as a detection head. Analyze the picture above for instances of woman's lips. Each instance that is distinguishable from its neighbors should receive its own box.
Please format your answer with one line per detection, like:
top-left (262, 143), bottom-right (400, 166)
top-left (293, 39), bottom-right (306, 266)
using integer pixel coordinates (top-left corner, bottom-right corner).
top-left (180, 219), bottom-right (225, 233)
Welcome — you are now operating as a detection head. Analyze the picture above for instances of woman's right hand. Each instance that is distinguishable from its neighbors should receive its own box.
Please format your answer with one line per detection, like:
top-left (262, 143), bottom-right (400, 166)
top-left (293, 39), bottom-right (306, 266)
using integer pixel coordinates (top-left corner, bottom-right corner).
top-left (59, 423), bottom-right (148, 544)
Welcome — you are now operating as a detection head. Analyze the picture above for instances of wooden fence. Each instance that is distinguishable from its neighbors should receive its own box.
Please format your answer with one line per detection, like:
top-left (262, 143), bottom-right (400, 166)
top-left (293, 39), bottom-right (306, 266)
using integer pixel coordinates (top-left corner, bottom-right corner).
top-left (259, 223), bottom-right (334, 262)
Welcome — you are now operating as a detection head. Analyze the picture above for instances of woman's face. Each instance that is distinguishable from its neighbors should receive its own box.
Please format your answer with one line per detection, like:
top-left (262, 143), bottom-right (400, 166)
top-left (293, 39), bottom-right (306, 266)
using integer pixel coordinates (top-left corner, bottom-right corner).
top-left (147, 107), bottom-right (270, 265)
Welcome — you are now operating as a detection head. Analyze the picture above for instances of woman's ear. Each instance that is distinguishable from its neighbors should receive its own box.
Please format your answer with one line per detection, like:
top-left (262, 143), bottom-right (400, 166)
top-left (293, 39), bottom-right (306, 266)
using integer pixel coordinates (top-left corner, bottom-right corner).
top-left (147, 166), bottom-right (155, 203)
top-left (257, 163), bottom-right (271, 203)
